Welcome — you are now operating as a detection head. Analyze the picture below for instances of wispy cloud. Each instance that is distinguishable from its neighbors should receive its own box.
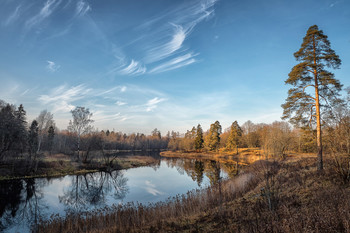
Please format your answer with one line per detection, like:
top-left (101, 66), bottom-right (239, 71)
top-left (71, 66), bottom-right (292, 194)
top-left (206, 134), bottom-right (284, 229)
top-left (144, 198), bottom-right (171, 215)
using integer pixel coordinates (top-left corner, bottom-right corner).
top-left (119, 60), bottom-right (146, 76)
top-left (120, 86), bottom-right (127, 92)
top-left (143, 0), bottom-right (217, 65)
top-left (146, 97), bottom-right (166, 112)
top-left (76, 0), bottom-right (91, 17)
top-left (3, 5), bottom-right (21, 26)
top-left (116, 101), bottom-right (127, 106)
top-left (26, 0), bottom-right (61, 29)
top-left (38, 84), bottom-right (91, 112)
top-left (149, 53), bottom-right (197, 73)
top-left (96, 86), bottom-right (127, 96)
top-left (93, 111), bottom-right (130, 122)
top-left (44, 25), bottom-right (72, 40)
top-left (35, 83), bottom-right (168, 130)
top-left (46, 60), bottom-right (60, 72)
top-left (111, 0), bottom-right (218, 76)
top-left (145, 180), bottom-right (164, 196)
top-left (145, 24), bottom-right (187, 63)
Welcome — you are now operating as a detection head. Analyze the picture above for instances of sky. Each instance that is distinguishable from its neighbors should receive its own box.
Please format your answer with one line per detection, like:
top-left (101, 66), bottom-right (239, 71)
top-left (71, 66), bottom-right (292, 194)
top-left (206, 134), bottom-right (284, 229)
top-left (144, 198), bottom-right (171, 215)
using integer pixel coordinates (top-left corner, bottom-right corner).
top-left (1, 0), bottom-right (349, 134)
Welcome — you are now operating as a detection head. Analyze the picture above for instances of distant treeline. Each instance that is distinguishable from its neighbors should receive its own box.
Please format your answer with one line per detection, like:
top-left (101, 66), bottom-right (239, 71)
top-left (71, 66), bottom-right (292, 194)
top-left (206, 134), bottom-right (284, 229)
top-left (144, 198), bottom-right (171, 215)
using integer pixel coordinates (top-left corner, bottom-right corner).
top-left (1, 93), bottom-right (349, 164)
top-left (168, 117), bottom-right (350, 157)
top-left (0, 100), bottom-right (167, 165)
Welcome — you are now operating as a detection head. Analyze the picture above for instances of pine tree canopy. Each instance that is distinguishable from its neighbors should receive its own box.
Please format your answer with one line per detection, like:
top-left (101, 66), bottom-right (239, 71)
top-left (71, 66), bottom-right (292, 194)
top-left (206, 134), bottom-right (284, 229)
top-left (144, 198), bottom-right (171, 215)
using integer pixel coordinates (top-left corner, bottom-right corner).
top-left (282, 25), bottom-right (342, 126)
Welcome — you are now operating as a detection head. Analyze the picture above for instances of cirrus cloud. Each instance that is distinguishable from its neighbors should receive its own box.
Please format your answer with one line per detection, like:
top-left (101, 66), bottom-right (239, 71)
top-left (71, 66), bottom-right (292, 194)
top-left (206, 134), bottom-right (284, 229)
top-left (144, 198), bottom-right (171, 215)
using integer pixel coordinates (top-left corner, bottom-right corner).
top-left (46, 60), bottom-right (60, 72)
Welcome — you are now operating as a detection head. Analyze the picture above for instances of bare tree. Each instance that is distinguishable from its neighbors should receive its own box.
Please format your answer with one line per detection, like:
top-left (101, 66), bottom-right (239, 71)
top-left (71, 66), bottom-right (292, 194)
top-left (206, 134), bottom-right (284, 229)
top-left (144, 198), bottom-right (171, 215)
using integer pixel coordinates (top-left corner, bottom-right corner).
top-left (68, 107), bottom-right (94, 161)
top-left (262, 121), bottom-right (293, 159)
top-left (35, 110), bottom-right (54, 153)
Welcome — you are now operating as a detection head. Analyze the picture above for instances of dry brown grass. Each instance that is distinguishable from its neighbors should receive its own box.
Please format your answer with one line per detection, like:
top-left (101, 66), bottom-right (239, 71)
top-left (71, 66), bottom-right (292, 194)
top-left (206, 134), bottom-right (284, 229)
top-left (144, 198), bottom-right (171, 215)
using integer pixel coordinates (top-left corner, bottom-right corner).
top-left (160, 148), bottom-right (264, 166)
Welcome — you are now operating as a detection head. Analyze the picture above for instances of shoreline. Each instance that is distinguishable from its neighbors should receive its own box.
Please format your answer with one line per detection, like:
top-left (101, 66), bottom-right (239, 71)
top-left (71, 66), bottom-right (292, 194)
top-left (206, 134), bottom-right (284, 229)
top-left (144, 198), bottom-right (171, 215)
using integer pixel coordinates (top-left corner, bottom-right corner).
top-left (0, 154), bottom-right (158, 181)
top-left (160, 148), bottom-right (265, 165)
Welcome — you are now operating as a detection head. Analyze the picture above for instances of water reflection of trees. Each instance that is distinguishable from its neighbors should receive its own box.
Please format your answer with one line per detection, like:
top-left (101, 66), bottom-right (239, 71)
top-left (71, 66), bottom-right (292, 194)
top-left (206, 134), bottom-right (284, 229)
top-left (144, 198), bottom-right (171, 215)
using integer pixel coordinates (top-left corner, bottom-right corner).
top-left (206, 160), bottom-right (221, 186)
top-left (59, 171), bottom-right (128, 212)
top-left (193, 161), bottom-right (204, 186)
top-left (164, 158), bottom-right (239, 187)
top-left (222, 162), bottom-right (239, 178)
top-left (0, 178), bottom-right (47, 232)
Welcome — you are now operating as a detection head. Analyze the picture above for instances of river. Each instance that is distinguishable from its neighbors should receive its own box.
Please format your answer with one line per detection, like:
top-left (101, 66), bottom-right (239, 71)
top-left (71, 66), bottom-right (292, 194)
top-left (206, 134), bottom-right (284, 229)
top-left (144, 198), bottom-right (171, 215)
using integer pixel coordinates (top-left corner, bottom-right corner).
top-left (0, 152), bottom-right (239, 232)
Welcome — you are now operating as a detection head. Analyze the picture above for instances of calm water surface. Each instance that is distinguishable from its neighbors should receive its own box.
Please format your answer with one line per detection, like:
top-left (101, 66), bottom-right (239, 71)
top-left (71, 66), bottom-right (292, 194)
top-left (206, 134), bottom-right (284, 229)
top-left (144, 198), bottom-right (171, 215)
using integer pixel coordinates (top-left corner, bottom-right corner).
top-left (0, 153), bottom-right (237, 232)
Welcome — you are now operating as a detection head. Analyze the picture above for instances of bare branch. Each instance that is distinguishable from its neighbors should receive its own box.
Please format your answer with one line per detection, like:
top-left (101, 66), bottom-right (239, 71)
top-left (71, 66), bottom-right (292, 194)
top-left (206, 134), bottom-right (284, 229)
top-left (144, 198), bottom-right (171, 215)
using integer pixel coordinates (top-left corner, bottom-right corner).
top-left (319, 93), bottom-right (330, 106)
top-left (303, 84), bottom-right (315, 92)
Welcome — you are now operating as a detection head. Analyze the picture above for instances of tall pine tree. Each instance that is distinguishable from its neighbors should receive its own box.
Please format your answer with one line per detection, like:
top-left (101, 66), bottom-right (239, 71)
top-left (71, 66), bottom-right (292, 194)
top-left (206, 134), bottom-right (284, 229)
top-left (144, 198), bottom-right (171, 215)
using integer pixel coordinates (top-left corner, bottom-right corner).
top-left (48, 125), bottom-right (55, 154)
top-left (282, 25), bottom-right (342, 170)
top-left (28, 120), bottom-right (39, 157)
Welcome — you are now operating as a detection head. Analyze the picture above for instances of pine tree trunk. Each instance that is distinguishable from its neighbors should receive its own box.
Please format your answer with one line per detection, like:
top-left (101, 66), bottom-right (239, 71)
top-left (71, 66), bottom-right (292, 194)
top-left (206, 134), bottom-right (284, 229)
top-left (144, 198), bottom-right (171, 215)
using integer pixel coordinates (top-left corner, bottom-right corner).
top-left (315, 94), bottom-right (323, 170)
top-left (313, 34), bottom-right (323, 171)
top-left (314, 64), bottom-right (323, 170)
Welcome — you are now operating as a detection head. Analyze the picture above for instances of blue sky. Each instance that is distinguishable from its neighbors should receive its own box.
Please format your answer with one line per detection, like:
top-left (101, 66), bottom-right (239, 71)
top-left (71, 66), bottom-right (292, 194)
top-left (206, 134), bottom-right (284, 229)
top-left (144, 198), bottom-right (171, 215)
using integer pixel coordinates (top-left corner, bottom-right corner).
top-left (1, 0), bottom-right (349, 134)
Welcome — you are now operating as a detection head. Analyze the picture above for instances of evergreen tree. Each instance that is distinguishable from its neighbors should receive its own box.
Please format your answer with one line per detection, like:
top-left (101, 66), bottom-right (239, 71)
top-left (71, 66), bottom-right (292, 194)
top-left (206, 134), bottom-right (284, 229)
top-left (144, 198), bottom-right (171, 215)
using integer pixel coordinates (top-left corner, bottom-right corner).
top-left (47, 125), bottom-right (55, 154)
top-left (14, 104), bottom-right (28, 153)
top-left (195, 124), bottom-right (204, 151)
top-left (282, 25), bottom-right (342, 170)
top-left (151, 128), bottom-right (161, 139)
top-left (15, 104), bottom-right (26, 125)
top-left (0, 104), bottom-right (18, 157)
top-left (206, 121), bottom-right (222, 151)
top-left (190, 126), bottom-right (196, 138)
top-left (226, 121), bottom-right (242, 154)
top-left (28, 120), bottom-right (39, 157)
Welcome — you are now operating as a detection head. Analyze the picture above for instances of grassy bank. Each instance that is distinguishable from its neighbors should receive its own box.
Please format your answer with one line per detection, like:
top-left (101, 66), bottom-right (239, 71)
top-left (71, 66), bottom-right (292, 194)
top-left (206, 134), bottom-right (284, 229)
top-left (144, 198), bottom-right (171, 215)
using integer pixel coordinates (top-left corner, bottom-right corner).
top-left (37, 154), bottom-right (350, 232)
top-left (160, 148), bottom-right (265, 165)
top-left (0, 153), bottom-right (159, 181)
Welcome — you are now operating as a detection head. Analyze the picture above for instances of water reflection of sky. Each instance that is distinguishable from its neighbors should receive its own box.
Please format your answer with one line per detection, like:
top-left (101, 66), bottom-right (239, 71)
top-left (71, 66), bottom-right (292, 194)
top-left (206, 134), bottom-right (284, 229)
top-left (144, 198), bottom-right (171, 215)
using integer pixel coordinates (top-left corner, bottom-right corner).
top-left (1, 157), bottom-right (228, 233)
top-left (44, 177), bottom-right (71, 213)
top-left (119, 160), bottom-right (211, 204)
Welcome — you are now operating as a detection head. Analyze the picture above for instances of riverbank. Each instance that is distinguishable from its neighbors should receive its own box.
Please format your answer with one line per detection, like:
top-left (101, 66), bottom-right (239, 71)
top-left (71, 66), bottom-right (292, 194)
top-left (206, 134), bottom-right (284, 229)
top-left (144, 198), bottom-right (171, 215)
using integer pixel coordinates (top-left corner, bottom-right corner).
top-left (37, 154), bottom-right (350, 232)
top-left (0, 152), bottom-right (159, 181)
top-left (160, 148), bottom-right (265, 165)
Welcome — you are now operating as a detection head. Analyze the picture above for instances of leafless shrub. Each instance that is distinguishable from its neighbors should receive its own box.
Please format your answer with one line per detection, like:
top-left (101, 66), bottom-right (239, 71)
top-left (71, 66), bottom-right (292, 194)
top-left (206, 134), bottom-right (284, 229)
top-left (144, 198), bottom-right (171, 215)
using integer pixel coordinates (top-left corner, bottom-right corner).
top-left (330, 153), bottom-right (350, 184)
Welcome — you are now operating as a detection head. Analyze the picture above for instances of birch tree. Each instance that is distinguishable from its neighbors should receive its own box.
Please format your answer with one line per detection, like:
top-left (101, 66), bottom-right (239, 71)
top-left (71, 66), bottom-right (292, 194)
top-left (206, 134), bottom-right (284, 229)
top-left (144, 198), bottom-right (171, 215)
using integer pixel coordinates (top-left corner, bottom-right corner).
top-left (68, 107), bottom-right (94, 161)
top-left (36, 110), bottom-right (54, 153)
